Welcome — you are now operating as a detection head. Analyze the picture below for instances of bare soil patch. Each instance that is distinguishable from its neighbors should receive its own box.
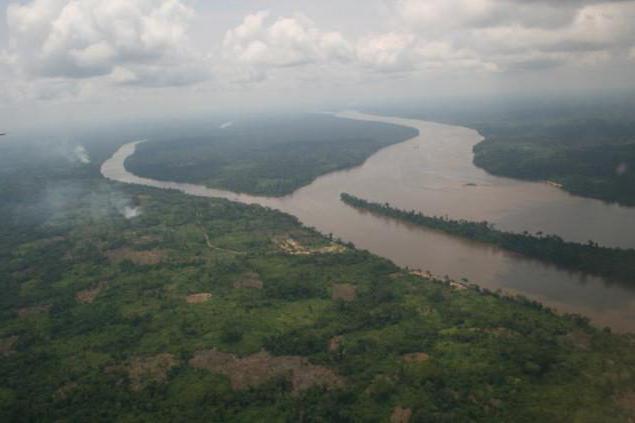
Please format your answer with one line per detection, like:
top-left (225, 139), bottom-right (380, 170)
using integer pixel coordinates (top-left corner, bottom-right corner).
top-left (391, 406), bottom-right (413, 423)
top-left (0, 336), bottom-right (18, 356)
top-left (185, 293), bottom-right (213, 304)
top-left (291, 364), bottom-right (342, 393)
top-left (449, 281), bottom-right (468, 290)
top-left (127, 353), bottom-right (178, 392)
top-left (276, 238), bottom-right (346, 256)
top-left (317, 244), bottom-right (348, 254)
top-left (106, 248), bottom-right (165, 265)
top-left (189, 349), bottom-right (343, 393)
top-left (402, 352), bottom-right (430, 364)
top-left (409, 269), bottom-right (433, 279)
top-left (17, 304), bottom-right (51, 318)
top-left (617, 391), bottom-right (635, 416)
top-left (332, 284), bottom-right (357, 302)
top-left (233, 272), bottom-right (263, 289)
top-left (75, 282), bottom-right (108, 304)
top-left (328, 336), bottom-right (343, 352)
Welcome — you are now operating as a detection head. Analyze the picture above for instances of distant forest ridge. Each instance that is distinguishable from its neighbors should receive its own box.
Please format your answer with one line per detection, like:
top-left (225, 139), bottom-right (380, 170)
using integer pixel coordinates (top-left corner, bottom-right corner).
top-left (125, 114), bottom-right (418, 197)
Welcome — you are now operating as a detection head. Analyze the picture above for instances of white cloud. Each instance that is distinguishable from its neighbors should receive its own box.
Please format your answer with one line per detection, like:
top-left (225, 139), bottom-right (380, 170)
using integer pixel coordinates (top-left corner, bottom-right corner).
top-left (220, 1), bottom-right (633, 82)
top-left (474, 2), bottom-right (635, 52)
top-left (395, 0), bottom-right (500, 30)
top-left (356, 33), bottom-right (417, 72)
top-left (394, 0), bottom-right (617, 31)
top-left (388, 0), bottom-right (635, 72)
top-left (222, 11), bottom-right (353, 81)
top-left (73, 145), bottom-right (91, 164)
top-left (356, 33), bottom-right (497, 74)
top-left (5, 0), bottom-right (208, 86)
top-left (122, 206), bottom-right (141, 219)
top-left (1, 0), bottom-right (634, 112)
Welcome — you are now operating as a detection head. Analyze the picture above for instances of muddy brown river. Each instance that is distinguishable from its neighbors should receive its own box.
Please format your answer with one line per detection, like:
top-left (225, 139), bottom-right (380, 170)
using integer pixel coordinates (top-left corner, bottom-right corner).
top-left (102, 112), bottom-right (635, 332)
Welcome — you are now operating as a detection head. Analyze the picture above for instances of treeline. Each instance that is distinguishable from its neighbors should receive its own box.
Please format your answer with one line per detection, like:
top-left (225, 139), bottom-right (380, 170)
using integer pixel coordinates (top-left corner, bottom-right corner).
top-left (473, 140), bottom-right (635, 206)
top-left (372, 96), bottom-right (635, 205)
top-left (468, 109), bottom-right (635, 206)
top-left (340, 193), bottom-right (635, 283)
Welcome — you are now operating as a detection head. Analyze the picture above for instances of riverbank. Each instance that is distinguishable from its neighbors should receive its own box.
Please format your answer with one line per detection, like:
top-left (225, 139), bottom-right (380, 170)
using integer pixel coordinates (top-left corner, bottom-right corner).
top-left (124, 114), bottom-right (418, 197)
top-left (472, 132), bottom-right (635, 207)
top-left (102, 111), bottom-right (635, 332)
top-left (3, 175), bottom-right (634, 420)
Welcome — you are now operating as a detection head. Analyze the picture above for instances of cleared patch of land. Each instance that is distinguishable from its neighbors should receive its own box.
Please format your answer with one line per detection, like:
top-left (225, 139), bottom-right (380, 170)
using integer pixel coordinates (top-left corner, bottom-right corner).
top-left (331, 284), bottom-right (357, 301)
top-left (617, 392), bottom-right (635, 416)
top-left (391, 406), bottom-right (413, 423)
top-left (75, 282), bottom-right (108, 304)
top-left (189, 349), bottom-right (343, 393)
top-left (402, 352), bottom-right (430, 364)
top-left (328, 336), bottom-right (343, 352)
top-left (127, 353), bottom-right (178, 392)
top-left (2, 164), bottom-right (634, 420)
top-left (276, 237), bottom-right (347, 256)
top-left (185, 293), bottom-right (213, 304)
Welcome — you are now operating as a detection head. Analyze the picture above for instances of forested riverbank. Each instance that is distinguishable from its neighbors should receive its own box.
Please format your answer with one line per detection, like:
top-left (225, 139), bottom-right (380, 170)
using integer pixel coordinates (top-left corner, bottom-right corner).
top-left (371, 97), bottom-right (635, 206)
top-left (472, 136), bottom-right (635, 207)
top-left (340, 193), bottom-right (635, 284)
top-left (2, 132), bottom-right (635, 421)
top-left (125, 114), bottom-right (417, 197)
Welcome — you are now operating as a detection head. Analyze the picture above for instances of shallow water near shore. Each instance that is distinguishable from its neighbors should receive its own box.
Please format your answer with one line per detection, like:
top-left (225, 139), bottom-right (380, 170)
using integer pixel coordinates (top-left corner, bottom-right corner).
top-left (102, 111), bottom-right (635, 332)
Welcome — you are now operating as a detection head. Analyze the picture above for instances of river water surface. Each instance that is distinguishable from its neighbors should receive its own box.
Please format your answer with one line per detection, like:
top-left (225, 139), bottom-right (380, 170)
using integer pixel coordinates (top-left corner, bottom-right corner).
top-left (102, 112), bottom-right (635, 332)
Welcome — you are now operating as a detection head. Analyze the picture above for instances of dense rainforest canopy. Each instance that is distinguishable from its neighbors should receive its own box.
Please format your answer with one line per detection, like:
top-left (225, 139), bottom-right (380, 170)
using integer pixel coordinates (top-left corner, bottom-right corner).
top-left (0, 117), bottom-right (634, 422)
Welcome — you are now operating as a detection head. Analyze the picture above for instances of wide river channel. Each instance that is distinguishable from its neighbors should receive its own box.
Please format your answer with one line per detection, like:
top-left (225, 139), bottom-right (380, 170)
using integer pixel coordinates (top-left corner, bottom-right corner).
top-left (102, 112), bottom-right (635, 333)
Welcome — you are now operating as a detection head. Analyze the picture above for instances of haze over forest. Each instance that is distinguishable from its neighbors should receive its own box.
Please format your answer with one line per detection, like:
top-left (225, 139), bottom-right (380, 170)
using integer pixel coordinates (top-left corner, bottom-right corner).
top-left (2, 1), bottom-right (635, 422)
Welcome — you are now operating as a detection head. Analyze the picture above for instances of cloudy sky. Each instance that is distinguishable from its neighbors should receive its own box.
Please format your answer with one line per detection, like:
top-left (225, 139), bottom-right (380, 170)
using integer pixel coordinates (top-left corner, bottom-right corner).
top-left (1, 0), bottom-right (634, 128)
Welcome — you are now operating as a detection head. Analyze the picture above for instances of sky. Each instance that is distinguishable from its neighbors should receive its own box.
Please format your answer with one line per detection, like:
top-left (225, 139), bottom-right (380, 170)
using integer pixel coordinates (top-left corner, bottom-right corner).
top-left (1, 0), bottom-right (635, 129)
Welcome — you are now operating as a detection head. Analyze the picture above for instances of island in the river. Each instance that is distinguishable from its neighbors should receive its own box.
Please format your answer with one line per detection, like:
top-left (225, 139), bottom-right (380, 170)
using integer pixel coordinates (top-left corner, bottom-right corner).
top-left (125, 114), bottom-right (417, 197)
top-left (340, 193), bottom-right (635, 284)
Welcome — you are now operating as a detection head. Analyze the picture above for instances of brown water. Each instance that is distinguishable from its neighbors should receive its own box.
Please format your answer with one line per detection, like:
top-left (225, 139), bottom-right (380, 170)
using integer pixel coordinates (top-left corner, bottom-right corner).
top-left (101, 111), bottom-right (635, 332)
